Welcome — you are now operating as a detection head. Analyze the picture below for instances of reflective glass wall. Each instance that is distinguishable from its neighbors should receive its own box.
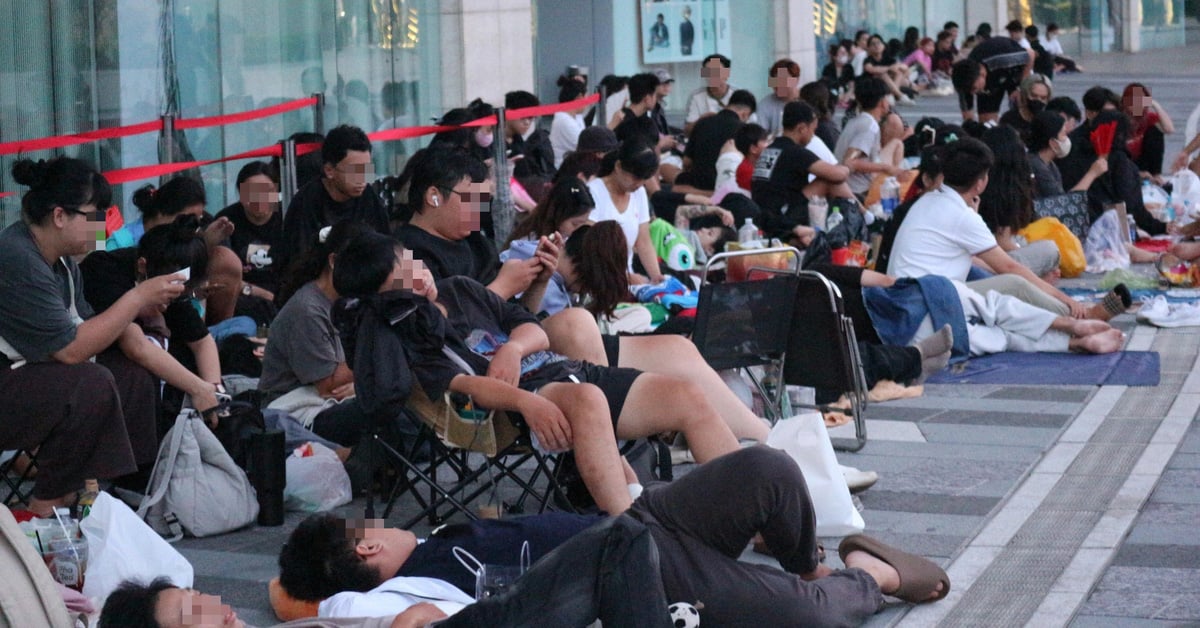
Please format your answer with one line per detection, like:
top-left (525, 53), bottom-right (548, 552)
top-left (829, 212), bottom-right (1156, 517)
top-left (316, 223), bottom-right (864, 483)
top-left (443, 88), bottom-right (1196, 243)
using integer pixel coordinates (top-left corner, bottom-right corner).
top-left (0, 0), bottom-right (442, 227)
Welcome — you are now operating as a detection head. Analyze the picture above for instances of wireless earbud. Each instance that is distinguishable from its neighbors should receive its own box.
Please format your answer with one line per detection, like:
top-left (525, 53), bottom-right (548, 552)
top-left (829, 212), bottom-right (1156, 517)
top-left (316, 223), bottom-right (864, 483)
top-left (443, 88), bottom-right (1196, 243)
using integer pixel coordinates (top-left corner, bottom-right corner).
top-left (432, 195), bottom-right (440, 207)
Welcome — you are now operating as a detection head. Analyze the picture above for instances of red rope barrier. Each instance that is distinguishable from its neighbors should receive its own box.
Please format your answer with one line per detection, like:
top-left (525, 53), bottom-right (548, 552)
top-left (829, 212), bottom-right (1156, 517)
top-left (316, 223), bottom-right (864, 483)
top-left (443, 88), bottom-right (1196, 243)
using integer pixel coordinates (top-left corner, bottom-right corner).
top-left (0, 93), bottom-right (602, 191)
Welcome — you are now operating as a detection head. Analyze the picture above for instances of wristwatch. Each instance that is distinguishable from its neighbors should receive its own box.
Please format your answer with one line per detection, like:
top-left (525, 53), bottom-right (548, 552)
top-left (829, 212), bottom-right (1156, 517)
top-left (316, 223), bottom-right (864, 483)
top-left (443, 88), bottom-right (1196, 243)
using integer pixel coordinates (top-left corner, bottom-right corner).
top-left (241, 283), bottom-right (253, 297)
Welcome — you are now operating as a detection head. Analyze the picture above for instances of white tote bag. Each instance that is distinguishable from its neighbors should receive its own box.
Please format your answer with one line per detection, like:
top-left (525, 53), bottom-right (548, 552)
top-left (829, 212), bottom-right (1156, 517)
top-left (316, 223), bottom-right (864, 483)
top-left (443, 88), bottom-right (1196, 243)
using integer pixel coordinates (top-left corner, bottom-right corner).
top-left (81, 492), bottom-right (194, 602)
top-left (766, 412), bottom-right (865, 536)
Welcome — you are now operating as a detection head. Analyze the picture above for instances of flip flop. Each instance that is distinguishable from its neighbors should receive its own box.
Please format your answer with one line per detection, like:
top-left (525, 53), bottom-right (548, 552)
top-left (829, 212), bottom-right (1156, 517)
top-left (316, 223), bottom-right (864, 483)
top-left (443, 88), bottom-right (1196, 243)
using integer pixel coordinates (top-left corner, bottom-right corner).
top-left (838, 534), bottom-right (950, 604)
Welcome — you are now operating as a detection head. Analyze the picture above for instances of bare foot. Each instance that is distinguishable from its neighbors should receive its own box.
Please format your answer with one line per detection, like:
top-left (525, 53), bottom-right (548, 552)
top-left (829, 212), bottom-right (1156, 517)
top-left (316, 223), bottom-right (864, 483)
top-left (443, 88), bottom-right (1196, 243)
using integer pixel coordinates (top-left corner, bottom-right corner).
top-left (1071, 319), bottom-right (1113, 337)
top-left (843, 550), bottom-right (945, 601)
top-left (1073, 328), bottom-right (1125, 354)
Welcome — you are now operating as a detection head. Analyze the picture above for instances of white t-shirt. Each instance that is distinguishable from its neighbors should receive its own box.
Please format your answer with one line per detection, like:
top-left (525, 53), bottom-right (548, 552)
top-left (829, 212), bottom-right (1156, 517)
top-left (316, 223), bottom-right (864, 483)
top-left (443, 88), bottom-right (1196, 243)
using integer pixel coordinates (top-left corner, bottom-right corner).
top-left (833, 112), bottom-right (880, 195)
top-left (587, 177), bottom-right (650, 270)
top-left (685, 84), bottom-right (739, 123)
top-left (805, 136), bottom-right (837, 183)
top-left (550, 111), bottom-right (585, 168)
top-left (1043, 37), bottom-right (1064, 56)
top-left (319, 576), bottom-right (473, 619)
top-left (888, 184), bottom-right (999, 281)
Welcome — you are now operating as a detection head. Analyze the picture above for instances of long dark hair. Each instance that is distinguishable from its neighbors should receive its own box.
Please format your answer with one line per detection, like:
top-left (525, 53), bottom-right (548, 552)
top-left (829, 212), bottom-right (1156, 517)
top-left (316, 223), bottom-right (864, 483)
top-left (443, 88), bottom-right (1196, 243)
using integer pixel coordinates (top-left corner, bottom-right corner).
top-left (276, 220), bottom-right (373, 306)
top-left (979, 125), bottom-right (1034, 233)
top-left (508, 177), bottom-right (595, 245)
top-left (564, 222), bottom-right (628, 317)
top-left (12, 157), bottom-right (111, 225)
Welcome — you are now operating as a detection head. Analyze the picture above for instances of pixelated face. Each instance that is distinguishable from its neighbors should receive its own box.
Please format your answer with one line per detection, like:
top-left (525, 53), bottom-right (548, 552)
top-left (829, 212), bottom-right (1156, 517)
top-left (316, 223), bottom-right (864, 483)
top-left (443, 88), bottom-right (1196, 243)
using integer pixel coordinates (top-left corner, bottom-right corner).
top-left (701, 59), bottom-right (729, 86)
top-left (154, 588), bottom-right (245, 628)
top-left (344, 517), bottom-right (419, 578)
top-left (62, 204), bottom-right (105, 255)
top-left (238, 174), bottom-right (279, 224)
top-left (444, 177), bottom-right (493, 238)
top-left (328, 150), bottom-right (374, 198)
top-left (1123, 86), bottom-right (1149, 117)
top-left (388, 248), bottom-right (437, 301)
top-left (769, 67), bottom-right (798, 97)
top-left (507, 116), bottom-right (533, 137)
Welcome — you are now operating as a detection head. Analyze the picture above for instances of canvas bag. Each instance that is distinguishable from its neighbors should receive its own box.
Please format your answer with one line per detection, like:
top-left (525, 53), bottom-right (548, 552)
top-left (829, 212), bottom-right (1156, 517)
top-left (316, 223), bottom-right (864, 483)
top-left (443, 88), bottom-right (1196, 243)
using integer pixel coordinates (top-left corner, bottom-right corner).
top-left (0, 505), bottom-right (74, 628)
top-left (137, 409), bottom-right (259, 540)
top-left (766, 412), bottom-right (865, 536)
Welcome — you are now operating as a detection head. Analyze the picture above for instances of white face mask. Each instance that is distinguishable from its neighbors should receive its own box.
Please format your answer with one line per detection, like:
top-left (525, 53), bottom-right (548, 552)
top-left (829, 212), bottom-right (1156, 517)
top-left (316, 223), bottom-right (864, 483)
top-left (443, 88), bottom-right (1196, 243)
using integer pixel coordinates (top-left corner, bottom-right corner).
top-left (475, 129), bottom-right (494, 149)
top-left (836, 54), bottom-right (849, 64)
top-left (1053, 136), bottom-right (1072, 159)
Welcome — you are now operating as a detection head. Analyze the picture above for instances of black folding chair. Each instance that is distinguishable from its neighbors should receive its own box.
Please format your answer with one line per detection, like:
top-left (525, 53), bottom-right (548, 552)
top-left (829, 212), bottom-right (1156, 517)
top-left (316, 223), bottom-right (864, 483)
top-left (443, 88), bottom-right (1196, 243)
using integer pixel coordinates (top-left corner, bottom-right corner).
top-left (781, 270), bottom-right (870, 452)
top-left (365, 382), bottom-right (571, 529)
top-left (692, 247), bottom-right (803, 423)
top-left (0, 450), bottom-right (38, 508)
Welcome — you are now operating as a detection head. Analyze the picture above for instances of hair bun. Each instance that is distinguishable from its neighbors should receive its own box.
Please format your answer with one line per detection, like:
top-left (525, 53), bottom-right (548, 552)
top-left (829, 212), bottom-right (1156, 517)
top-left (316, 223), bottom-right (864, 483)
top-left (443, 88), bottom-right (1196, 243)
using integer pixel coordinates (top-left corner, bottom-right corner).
top-left (11, 159), bottom-right (48, 188)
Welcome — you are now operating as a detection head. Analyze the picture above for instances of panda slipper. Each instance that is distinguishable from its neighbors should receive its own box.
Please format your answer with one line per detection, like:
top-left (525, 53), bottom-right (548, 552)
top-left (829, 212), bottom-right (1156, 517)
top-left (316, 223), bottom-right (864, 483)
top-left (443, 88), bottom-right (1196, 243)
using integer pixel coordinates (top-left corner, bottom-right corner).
top-left (837, 534), bottom-right (950, 604)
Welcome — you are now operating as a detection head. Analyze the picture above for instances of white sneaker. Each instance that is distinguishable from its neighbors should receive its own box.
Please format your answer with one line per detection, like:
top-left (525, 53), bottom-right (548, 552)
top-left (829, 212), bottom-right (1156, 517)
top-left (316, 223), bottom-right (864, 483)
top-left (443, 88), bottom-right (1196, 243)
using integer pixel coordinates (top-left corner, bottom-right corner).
top-left (898, 94), bottom-right (916, 106)
top-left (841, 465), bottom-right (879, 493)
top-left (1136, 295), bottom-right (1169, 322)
top-left (1148, 301), bottom-right (1200, 328)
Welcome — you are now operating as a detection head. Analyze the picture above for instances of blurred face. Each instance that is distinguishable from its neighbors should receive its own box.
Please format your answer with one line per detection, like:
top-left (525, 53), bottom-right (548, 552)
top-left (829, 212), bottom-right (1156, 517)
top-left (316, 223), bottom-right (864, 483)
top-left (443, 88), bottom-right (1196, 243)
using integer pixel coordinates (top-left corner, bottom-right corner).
top-left (613, 163), bottom-right (650, 193)
top-left (325, 149), bottom-right (373, 199)
top-left (855, 33), bottom-right (869, 48)
top-left (154, 588), bottom-right (245, 628)
top-left (434, 176), bottom-right (493, 240)
top-left (61, 204), bottom-right (105, 256)
top-left (656, 82), bottom-right (672, 98)
top-left (922, 40), bottom-right (935, 54)
top-left (1123, 86), bottom-right (1149, 117)
top-left (237, 174), bottom-right (278, 225)
top-left (557, 214), bottom-right (591, 238)
top-left (1028, 83), bottom-right (1051, 105)
top-left (701, 59), bottom-right (729, 87)
top-left (506, 117), bottom-right (533, 138)
top-left (769, 67), bottom-right (798, 98)
top-left (388, 248), bottom-right (438, 301)
top-left (868, 37), bottom-right (884, 55)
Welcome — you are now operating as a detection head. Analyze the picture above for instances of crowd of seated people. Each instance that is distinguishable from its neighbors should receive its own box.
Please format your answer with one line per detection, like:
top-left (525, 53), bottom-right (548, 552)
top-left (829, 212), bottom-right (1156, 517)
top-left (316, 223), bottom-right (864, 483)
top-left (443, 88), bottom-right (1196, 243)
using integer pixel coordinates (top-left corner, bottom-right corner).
top-left (5, 23), bottom-right (1195, 624)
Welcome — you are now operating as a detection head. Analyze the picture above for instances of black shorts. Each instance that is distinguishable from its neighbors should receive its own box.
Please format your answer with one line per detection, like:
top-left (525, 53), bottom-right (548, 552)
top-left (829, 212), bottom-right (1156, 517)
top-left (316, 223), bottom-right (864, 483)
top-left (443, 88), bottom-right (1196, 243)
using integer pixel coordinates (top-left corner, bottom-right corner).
top-left (576, 362), bottom-right (643, 429)
top-left (601, 333), bottom-right (621, 366)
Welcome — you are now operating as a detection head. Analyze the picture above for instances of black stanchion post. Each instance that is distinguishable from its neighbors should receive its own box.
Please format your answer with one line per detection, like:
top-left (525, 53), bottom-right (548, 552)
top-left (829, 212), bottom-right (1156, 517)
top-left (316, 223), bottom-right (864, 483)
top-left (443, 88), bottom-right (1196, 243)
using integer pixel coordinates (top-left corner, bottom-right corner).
top-left (279, 138), bottom-right (298, 216)
top-left (248, 430), bottom-right (286, 526)
top-left (311, 92), bottom-right (326, 135)
top-left (159, 114), bottom-right (176, 166)
top-left (492, 107), bottom-right (514, 248)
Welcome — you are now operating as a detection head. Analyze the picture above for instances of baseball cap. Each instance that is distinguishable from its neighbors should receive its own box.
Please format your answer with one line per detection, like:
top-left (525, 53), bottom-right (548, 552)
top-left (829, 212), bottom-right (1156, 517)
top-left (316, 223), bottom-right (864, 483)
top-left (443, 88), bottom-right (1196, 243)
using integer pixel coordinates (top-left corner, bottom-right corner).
top-left (653, 68), bottom-right (674, 84)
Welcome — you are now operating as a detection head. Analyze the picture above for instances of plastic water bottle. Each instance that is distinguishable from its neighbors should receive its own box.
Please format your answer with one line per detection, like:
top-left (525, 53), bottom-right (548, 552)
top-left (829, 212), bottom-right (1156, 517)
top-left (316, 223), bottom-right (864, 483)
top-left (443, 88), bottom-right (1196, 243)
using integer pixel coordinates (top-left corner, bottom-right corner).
top-left (880, 177), bottom-right (901, 217)
top-left (807, 196), bottom-right (828, 231)
top-left (738, 218), bottom-right (759, 244)
top-left (825, 207), bottom-right (844, 231)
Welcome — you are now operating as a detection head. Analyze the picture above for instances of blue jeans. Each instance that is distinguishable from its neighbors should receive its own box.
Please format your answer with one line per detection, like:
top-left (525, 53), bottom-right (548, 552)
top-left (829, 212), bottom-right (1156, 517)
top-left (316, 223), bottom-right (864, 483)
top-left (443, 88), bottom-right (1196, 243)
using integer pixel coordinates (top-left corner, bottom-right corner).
top-left (207, 315), bottom-right (257, 343)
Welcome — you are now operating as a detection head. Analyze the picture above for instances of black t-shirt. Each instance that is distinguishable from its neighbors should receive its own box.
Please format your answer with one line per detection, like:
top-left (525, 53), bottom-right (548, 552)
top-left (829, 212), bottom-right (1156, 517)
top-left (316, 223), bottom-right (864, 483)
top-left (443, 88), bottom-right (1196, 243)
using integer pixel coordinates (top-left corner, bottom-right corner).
top-left (613, 108), bottom-right (660, 150)
top-left (683, 109), bottom-right (743, 190)
top-left (395, 224), bottom-right (502, 286)
top-left (750, 136), bottom-right (821, 239)
top-left (276, 178), bottom-right (390, 276)
top-left (79, 248), bottom-right (209, 366)
top-left (821, 63), bottom-right (855, 92)
top-left (862, 54), bottom-right (897, 73)
top-left (815, 119), bottom-right (840, 151)
top-left (959, 37), bottom-right (1029, 111)
top-left (215, 202), bottom-right (283, 293)
top-left (999, 109), bottom-right (1033, 147)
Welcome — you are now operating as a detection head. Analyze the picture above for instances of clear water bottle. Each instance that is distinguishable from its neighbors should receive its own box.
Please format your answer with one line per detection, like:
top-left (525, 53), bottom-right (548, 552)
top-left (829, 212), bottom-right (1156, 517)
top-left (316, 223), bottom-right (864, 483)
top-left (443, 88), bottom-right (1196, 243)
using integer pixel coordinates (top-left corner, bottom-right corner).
top-left (807, 196), bottom-right (829, 231)
top-left (880, 177), bottom-right (901, 217)
top-left (738, 218), bottom-right (759, 244)
top-left (825, 207), bottom-right (844, 231)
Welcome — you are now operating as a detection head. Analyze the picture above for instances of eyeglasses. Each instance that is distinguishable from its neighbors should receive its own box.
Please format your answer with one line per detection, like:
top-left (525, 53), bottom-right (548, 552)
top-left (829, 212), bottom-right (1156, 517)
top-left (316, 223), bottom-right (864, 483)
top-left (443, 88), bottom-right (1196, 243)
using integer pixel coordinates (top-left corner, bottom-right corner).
top-left (446, 188), bottom-right (493, 204)
top-left (65, 206), bottom-right (104, 221)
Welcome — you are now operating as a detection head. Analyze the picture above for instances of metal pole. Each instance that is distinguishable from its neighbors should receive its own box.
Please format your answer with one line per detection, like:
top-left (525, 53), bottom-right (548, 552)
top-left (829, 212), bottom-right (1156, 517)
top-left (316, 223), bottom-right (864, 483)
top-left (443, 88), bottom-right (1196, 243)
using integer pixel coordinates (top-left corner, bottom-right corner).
top-left (279, 138), bottom-right (298, 215)
top-left (491, 107), bottom-right (514, 248)
top-left (159, 114), bottom-right (176, 165)
top-left (311, 92), bottom-right (326, 135)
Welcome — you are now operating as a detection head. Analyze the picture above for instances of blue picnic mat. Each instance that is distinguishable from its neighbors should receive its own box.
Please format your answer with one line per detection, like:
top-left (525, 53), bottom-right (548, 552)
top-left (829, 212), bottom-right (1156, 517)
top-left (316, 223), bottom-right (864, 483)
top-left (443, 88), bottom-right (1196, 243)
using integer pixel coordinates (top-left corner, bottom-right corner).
top-left (925, 350), bottom-right (1160, 386)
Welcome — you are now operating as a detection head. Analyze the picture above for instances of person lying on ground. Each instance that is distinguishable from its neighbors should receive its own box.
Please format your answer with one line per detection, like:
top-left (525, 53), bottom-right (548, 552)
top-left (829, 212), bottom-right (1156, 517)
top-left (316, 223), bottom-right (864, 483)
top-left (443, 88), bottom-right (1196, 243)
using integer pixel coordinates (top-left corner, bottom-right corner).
top-left (276, 446), bottom-right (949, 627)
top-left (332, 230), bottom-right (741, 514)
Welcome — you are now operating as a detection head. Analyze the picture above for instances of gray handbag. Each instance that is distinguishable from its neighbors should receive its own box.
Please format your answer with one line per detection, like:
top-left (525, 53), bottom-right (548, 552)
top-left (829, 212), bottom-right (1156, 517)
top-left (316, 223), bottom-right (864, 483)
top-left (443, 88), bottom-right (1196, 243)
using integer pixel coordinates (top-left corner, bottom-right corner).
top-left (137, 409), bottom-right (259, 540)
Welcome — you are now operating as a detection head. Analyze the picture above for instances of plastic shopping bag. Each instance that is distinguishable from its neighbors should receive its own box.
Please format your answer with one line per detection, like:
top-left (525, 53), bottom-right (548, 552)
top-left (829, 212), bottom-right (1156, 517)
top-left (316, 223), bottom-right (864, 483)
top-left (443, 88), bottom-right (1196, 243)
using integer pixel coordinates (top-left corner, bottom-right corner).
top-left (80, 492), bottom-right (194, 603)
top-left (766, 412), bottom-right (865, 536)
top-left (1020, 216), bottom-right (1086, 278)
top-left (1084, 209), bottom-right (1131, 274)
top-left (283, 442), bottom-right (352, 512)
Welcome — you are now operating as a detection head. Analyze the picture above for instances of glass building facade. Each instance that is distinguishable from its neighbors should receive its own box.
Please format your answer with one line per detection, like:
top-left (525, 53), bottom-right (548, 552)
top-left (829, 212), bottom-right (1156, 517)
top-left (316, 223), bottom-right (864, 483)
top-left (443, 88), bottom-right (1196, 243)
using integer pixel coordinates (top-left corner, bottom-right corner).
top-left (0, 0), bottom-right (444, 227)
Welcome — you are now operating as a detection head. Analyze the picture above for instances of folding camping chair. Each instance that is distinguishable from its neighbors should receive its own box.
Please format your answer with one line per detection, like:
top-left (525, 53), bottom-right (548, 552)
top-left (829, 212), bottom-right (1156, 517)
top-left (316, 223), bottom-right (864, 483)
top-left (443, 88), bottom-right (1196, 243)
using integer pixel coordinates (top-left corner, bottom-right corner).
top-left (363, 354), bottom-right (570, 529)
top-left (782, 270), bottom-right (870, 452)
top-left (0, 450), bottom-right (38, 508)
top-left (692, 247), bottom-right (803, 423)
